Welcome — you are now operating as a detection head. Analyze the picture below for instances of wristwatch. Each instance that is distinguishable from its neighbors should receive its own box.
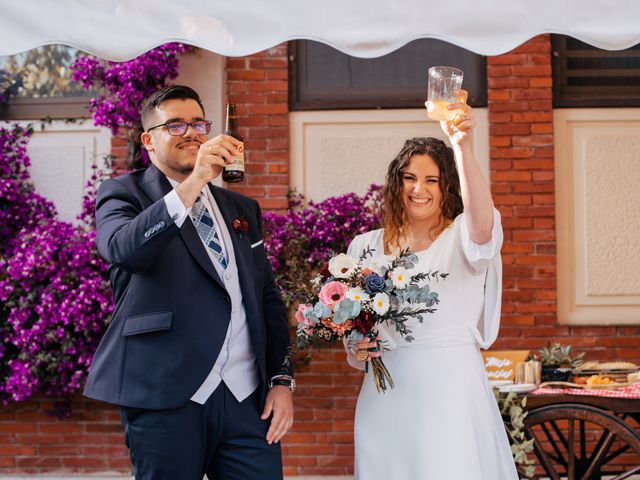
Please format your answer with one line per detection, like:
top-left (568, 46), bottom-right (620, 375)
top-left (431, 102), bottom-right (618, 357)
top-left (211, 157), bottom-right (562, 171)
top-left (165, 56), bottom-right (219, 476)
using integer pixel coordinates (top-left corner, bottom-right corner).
top-left (270, 376), bottom-right (296, 393)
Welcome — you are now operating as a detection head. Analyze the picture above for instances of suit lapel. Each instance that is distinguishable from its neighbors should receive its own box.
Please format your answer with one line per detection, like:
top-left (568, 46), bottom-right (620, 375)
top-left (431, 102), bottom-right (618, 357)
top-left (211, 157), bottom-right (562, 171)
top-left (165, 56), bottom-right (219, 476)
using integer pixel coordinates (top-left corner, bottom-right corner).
top-left (209, 185), bottom-right (253, 262)
top-left (139, 164), bottom-right (172, 204)
top-left (210, 185), bottom-right (260, 324)
top-left (141, 165), bottom-right (225, 290)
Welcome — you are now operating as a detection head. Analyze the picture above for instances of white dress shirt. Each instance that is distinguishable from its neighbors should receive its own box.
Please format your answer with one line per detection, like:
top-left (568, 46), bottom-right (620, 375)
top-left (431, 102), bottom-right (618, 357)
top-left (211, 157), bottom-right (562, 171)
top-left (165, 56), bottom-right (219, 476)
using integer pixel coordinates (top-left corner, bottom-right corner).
top-left (164, 180), bottom-right (259, 404)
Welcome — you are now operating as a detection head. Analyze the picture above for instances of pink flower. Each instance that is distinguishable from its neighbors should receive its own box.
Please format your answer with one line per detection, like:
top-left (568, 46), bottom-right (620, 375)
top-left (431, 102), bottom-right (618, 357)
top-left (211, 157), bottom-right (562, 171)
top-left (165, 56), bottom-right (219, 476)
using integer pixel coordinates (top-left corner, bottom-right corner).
top-left (319, 281), bottom-right (348, 308)
top-left (295, 303), bottom-right (312, 324)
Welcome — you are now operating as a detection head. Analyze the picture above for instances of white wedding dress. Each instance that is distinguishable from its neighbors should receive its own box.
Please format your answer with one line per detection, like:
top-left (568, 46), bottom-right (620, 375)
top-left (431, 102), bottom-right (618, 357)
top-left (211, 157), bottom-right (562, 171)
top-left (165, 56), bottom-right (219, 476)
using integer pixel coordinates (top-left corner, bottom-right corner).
top-left (346, 209), bottom-right (518, 480)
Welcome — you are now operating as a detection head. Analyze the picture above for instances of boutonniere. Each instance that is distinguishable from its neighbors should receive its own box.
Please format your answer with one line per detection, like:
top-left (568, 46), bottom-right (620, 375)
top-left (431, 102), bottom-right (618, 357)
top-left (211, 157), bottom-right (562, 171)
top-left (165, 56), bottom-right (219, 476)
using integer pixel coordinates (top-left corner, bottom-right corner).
top-left (232, 217), bottom-right (249, 238)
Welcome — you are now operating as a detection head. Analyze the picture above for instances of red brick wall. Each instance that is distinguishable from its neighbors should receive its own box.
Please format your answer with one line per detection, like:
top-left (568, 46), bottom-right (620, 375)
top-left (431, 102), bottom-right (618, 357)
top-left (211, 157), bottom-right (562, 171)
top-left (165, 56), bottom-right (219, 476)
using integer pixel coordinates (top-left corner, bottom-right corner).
top-left (226, 44), bottom-right (290, 211)
top-left (488, 35), bottom-right (559, 341)
top-left (282, 348), bottom-right (361, 477)
top-left (487, 34), bottom-right (640, 362)
top-left (0, 396), bottom-right (128, 473)
top-left (3, 36), bottom-right (640, 476)
top-left (109, 131), bottom-right (130, 175)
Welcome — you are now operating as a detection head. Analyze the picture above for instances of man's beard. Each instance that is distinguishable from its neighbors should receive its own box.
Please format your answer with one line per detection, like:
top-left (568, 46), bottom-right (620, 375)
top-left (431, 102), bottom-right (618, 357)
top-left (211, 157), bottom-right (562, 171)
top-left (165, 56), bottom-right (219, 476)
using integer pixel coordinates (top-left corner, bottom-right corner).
top-left (174, 165), bottom-right (194, 175)
top-left (169, 156), bottom-right (195, 175)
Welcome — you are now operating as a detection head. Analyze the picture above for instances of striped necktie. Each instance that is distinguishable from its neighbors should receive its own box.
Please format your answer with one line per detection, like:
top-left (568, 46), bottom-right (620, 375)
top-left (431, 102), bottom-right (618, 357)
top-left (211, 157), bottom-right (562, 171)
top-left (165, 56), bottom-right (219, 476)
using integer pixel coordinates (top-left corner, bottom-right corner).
top-left (190, 196), bottom-right (227, 269)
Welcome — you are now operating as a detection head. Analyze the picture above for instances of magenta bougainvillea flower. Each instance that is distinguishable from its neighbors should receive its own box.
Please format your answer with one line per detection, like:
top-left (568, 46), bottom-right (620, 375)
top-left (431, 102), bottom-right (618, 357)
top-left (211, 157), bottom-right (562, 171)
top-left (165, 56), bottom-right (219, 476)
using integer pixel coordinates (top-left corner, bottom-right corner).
top-left (71, 43), bottom-right (188, 134)
top-left (262, 186), bottom-right (383, 305)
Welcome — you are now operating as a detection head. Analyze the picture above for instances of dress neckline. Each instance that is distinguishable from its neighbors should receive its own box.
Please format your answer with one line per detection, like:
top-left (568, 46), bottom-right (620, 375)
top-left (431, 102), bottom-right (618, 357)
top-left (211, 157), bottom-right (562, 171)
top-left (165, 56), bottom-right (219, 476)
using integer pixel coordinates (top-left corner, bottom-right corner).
top-left (377, 223), bottom-right (452, 258)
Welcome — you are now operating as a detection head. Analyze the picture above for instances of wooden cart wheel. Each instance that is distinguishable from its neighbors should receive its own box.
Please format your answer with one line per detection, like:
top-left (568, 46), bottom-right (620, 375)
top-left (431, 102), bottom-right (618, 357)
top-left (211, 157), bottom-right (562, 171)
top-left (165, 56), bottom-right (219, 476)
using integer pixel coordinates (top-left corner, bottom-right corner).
top-left (523, 404), bottom-right (640, 480)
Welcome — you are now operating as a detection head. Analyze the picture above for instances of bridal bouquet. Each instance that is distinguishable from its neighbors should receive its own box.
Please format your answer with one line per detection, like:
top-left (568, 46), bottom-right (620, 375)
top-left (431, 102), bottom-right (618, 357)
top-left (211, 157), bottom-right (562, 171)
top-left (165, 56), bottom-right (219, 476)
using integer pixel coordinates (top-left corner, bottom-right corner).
top-left (295, 247), bottom-right (447, 392)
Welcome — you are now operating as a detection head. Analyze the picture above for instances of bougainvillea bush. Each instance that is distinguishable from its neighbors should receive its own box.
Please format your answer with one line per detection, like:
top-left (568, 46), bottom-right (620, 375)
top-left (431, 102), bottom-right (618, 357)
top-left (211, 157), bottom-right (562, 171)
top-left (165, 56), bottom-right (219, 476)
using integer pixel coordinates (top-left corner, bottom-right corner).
top-left (71, 43), bottom-right (188, 135)
top-left (0, 125), bottom-right (56, 252)
top-left (0, 125), bottom-right (112, 404)
top-left (72, 43), bottom-right (188, 169)
top-left (0, 44), bottom-right (187, 405)
top-left (262, 186), bottom-right (383, 306)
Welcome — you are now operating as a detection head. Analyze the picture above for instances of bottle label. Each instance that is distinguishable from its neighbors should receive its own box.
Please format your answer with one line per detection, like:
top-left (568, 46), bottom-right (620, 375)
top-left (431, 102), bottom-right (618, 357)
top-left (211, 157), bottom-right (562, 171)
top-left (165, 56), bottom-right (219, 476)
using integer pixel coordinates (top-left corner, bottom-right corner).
top-left (225, 143), bottom-right (245, 172)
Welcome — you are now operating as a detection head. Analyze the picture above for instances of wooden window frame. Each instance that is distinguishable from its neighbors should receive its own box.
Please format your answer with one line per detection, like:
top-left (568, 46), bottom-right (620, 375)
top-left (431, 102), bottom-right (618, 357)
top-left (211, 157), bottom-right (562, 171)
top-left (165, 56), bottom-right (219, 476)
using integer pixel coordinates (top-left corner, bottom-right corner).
top-left (552, 35), bottom-right (640, 107)
top-left (0, 96), bottom-right (91, 120)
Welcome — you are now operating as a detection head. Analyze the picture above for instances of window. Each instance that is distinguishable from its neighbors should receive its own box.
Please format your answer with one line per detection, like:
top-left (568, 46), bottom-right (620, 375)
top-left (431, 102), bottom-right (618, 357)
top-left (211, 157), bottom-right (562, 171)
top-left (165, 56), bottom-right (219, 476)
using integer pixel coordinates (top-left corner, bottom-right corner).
top-left (552, 35), bottom-right (640, 107)
top-left (0, 45), bottom-right (97, 119)
top-left (289, 39), bottom-right (487, 110)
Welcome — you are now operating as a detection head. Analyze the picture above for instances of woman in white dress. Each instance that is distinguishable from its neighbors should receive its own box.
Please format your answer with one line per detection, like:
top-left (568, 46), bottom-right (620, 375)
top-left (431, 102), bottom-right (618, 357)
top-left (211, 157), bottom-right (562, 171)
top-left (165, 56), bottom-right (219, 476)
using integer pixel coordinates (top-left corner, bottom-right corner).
top-left (345, 92), bottom-right (519, 479)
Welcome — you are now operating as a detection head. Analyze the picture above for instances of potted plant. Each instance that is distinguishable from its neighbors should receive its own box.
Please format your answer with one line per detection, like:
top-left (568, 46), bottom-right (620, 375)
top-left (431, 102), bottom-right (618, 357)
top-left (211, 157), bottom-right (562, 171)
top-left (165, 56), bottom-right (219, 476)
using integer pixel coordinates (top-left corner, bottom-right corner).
top-left (536, 343), bottom-right (585, 382)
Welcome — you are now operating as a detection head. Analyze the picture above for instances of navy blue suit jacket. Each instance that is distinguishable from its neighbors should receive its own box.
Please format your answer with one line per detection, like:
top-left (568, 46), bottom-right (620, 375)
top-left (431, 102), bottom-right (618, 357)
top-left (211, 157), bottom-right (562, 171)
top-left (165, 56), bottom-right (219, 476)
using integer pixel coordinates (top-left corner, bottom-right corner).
top-left (84, 164), bottom-right (291, 409)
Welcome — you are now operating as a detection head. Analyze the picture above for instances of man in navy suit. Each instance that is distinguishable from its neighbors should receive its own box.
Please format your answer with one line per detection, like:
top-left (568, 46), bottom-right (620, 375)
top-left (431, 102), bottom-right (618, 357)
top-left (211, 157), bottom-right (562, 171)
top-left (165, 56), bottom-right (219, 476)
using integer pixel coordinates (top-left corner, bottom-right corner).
top-left (84, 85), bottom-right (294, 479)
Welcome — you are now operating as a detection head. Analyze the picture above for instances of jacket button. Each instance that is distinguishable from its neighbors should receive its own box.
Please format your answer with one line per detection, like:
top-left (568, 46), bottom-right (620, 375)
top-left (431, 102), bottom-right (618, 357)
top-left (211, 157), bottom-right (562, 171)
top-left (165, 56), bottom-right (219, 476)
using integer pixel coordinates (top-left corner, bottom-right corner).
top-left (159, 221), bottom-right (165, 228)
top-left (144, 231), bottom-right (150, 238)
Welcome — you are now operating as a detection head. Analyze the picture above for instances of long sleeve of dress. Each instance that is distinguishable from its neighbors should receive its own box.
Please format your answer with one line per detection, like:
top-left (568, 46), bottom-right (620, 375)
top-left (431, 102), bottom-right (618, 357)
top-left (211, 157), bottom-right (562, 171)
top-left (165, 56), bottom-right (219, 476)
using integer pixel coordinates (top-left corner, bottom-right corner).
top-left (459, 208), bottom-right (503, 349)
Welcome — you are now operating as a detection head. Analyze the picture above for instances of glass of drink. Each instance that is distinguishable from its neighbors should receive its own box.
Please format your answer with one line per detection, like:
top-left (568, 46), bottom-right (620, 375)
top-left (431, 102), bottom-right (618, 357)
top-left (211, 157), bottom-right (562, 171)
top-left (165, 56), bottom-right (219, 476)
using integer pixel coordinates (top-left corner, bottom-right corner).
top-left (426, 66), bottom-right (464, 122)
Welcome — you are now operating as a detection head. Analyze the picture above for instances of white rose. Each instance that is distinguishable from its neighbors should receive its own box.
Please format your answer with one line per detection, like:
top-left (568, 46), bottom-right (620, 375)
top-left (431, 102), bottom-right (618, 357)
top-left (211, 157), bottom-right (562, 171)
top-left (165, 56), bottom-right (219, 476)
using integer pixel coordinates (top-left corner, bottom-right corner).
top-left (372, 292), bottom-right (390, 316)
top-left (328, 253), bottom-right (357, 279)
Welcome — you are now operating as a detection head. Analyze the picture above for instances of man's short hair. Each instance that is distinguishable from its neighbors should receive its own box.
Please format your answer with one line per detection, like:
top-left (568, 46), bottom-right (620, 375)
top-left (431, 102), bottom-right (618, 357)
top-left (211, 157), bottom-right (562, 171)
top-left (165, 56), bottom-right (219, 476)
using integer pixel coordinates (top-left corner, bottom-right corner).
top-left (140, 85), bottom-right (205, 131)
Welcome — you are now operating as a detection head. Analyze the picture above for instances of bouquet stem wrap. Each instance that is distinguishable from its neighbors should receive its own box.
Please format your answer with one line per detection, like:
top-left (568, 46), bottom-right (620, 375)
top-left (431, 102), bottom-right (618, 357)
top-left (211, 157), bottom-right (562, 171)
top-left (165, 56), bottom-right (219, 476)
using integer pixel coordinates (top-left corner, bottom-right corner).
top-left (369, 357), bottom-right (394, 392)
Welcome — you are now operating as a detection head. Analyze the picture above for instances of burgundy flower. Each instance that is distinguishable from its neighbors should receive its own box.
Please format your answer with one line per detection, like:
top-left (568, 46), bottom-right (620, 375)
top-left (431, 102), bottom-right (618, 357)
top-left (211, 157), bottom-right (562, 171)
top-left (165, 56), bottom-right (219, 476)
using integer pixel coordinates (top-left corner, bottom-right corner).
top-left (319, 265), bottom-right (332, 282)
top-left (354, 311), bottom-right (376, 335)
top-left (232, 218), bottom-right (249, 234)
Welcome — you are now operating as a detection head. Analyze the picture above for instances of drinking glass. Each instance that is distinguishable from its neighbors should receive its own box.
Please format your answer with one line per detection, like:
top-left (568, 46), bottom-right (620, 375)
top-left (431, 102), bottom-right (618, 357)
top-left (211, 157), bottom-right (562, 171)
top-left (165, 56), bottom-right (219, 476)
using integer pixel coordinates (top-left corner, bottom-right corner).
top-left (426, 66), bottom-right (464, 122)
top-left (515, 360), bottom-right (542, 385)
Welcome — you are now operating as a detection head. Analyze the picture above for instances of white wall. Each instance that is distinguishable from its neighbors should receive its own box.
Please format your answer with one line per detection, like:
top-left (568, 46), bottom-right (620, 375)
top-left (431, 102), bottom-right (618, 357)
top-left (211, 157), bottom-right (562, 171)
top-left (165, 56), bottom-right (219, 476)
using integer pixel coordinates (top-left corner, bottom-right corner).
top-left (174, 48), bottom-right (226, 137)
top-left (555, 108), bottom-right (640, 325)
top-left (290, 109), bottom-right (490, 201)
top-left (1, 119), bottom-right (112, 224)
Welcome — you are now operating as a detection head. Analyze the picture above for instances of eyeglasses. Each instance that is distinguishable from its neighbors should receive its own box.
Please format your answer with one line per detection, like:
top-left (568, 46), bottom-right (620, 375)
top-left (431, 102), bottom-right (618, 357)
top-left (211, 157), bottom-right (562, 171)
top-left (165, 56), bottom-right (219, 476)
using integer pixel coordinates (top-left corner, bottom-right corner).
top-left (147, 120), bottom-right (212, 136)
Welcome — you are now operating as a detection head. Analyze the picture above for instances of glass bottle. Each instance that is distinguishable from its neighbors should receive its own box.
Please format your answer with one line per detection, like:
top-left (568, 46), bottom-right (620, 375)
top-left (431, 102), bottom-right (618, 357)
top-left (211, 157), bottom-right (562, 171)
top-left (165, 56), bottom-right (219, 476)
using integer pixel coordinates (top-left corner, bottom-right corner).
top-left (222, 102), bottom-right (245, 183)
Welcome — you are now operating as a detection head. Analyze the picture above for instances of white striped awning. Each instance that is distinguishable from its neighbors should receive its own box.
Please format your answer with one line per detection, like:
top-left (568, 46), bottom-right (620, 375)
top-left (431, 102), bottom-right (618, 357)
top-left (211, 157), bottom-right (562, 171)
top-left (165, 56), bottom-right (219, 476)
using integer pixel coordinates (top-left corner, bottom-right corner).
top-left (0, 0), bottom-right (639, 60)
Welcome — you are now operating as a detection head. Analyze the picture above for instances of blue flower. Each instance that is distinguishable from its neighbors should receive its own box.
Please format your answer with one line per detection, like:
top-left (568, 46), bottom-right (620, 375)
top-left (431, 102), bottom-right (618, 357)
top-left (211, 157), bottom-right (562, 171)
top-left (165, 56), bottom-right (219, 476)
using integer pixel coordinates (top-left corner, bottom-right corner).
top-left (364, 273), bottom-right (386, 295)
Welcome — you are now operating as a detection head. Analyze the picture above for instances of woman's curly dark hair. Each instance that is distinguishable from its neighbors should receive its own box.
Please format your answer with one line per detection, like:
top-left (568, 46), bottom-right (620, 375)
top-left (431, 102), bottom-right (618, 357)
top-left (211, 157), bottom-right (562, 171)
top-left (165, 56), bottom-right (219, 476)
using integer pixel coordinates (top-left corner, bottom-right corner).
top-left (382, 137), bottom-right (463, 252)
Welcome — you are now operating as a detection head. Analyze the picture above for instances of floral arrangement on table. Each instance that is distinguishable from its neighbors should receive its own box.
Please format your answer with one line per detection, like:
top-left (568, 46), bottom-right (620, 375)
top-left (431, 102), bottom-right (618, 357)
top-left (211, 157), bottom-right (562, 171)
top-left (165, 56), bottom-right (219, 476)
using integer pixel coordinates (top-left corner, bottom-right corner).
top-left (536, 343), bottom-right (585, 369)
top-left (295, 249), bottom-right (447, 392)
